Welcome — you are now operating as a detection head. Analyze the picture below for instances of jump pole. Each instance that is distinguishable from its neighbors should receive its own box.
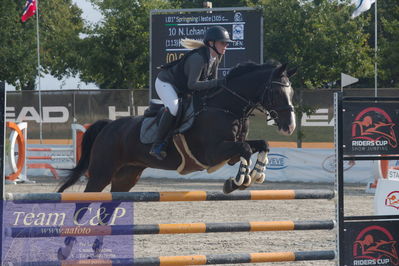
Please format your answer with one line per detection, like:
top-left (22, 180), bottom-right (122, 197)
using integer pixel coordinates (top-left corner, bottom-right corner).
top-left (8, 219), bottom-right (335, 237)
top-left (11, 250), bottom-right (336, 266)
top-left (6, 189), bottom-right (335, 203)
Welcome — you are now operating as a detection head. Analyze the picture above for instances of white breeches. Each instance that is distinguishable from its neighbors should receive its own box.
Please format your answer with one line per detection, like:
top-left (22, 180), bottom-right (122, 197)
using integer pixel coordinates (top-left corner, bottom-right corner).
top-left (155, 78), bottom-right (179, 116)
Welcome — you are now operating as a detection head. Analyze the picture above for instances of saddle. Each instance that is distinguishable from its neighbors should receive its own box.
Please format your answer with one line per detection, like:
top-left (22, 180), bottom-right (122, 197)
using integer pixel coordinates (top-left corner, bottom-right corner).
top-left (140, 97), bottom-right (195, 144)
top-left (140, 98), bottom-right (228, 175)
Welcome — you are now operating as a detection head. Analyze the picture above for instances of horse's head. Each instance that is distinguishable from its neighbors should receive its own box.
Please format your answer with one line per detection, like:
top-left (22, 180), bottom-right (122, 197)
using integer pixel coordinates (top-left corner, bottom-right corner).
top-left (260, 63), bottom-right (296, 136)
top-left (224, 61), bottom-right (296, 135)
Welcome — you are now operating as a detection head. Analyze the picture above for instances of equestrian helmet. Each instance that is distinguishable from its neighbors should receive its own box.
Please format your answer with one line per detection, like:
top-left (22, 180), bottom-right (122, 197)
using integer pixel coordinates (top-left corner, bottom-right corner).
top-left (203, 26), bottom-right (233, 44)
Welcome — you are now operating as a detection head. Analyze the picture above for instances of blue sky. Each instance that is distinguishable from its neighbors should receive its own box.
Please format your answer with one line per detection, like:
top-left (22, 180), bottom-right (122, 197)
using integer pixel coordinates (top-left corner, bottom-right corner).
top-left (7, 0), bottom-right (103, 91)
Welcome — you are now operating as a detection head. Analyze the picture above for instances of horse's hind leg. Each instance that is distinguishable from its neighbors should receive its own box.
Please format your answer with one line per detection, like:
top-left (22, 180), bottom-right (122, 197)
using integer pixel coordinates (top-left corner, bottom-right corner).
top-left (58, 163), bottom-right (117, 260)
top-left (110, 165), bottom-right (145, 192)
top-left (89, 166), bottom-right (145, 259)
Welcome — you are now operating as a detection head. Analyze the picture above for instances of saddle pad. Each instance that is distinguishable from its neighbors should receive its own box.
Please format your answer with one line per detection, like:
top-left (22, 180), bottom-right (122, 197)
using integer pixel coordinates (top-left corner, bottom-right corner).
top-left (139, 100), bottom-right (195, 144)
top-left (174, 134), bottom-right (208, 175)
top-left (173, 134), bottom-right (230, 175)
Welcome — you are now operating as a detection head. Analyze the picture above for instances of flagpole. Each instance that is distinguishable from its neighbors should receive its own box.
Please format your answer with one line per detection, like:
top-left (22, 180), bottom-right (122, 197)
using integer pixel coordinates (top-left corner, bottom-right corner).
top-left (374, 0), bottom-right (378, 97)
top-left (35, 0), bottom-right (43, 143)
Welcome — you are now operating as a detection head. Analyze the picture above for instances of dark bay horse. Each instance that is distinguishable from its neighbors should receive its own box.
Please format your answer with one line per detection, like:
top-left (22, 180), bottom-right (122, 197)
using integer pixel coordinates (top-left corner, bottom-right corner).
top-left (59, 61), bottom-right (296, 195)
top-left (56, 61), bottom-right (296, 259)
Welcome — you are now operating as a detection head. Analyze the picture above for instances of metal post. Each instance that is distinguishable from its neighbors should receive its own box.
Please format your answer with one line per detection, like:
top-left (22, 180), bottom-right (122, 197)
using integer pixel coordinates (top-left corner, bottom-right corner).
top-left (35, 0), bottom-right (43, 143)
top-left (374, 0), bottom-right (378, 97)
top-left (149, 11), bottom-right (153, 102)
top-left (0, 81), bottom-right (6, 263)
top-left (334, 92), bottom-right (344, 265)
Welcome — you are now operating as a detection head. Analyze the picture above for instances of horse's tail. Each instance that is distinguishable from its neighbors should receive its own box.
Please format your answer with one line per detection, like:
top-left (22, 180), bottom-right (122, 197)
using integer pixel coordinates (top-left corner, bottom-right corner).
top-left (58, 120), bottom-right (111, 192)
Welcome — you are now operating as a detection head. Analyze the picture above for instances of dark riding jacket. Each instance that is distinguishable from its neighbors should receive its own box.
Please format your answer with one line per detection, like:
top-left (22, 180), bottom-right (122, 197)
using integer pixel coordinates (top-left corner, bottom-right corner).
top-left (157, 46), bottom-right (220, 94)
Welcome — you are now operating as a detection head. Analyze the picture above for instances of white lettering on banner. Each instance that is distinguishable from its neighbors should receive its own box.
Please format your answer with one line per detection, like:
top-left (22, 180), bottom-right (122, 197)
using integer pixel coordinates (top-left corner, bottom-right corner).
top-left (7, 106), bottom-right (70, 123)
top-left (352, 140), bottom-right (388, 146)
top-left (388, 169), bottom-right (399, 181)
top-left (377, 259), bottom-right (390, 264)
top-left (16, 107), bottom-right (41, 122)
top-left (353, 259), bottom-right (376, 265)
top-left (109, 106), bottom-right (131, 120)
top-left (301, 109), bottom-right (333, 126)
top-left (6, 107), bottom-right (16, 121)
top-left (353, 259), bottom-right (391, 265)
top-left (42, 106), bottom-right (69, 123)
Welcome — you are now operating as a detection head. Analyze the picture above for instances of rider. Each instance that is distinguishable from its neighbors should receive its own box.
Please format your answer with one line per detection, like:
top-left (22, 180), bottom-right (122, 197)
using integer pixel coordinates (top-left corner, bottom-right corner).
top-left (150, 26), bottom-right (233, 160)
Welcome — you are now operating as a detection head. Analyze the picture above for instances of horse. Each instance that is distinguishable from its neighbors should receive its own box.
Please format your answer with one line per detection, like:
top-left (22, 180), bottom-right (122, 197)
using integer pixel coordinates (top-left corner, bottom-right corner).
top-left (56, 60), bottom-right (296, 260)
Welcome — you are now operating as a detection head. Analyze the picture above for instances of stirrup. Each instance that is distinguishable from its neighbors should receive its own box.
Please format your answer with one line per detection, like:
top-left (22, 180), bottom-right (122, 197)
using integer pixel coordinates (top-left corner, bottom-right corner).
top-left (150, 142), bottom-right (167, 160)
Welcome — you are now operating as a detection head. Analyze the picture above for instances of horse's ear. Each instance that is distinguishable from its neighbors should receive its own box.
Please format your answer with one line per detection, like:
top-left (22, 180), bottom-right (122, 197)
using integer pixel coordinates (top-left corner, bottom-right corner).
top-left (273, 63), bottom-right (288, 77)
top-left (287, 67), bottom-right (297, 77)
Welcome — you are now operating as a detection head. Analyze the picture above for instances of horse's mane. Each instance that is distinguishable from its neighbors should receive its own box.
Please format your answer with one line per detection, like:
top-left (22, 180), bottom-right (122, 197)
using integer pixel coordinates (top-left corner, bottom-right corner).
top-left (226, 59), bottom-right (281, 81)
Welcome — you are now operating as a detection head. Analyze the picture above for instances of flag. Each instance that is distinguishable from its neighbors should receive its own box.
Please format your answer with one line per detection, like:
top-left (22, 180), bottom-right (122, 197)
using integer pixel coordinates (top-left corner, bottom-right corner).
top-left (21, 0), bottom-right (36, 22)
top-left (351, 0), bottom-right (376, 18)
top-left (341, 73), bottom-right (359, 87)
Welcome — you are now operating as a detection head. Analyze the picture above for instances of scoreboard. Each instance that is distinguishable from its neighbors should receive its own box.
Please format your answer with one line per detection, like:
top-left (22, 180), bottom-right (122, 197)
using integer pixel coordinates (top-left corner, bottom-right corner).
top-left (150, 8), bottom-right (263, 98)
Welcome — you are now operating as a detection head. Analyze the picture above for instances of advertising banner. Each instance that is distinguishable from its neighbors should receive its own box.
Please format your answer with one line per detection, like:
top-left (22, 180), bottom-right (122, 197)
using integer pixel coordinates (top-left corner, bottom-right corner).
top-left (142, 148), bottom-right (376, 184)
top-left (5, 88), bottom-right (399, 141)
top-left (6, 90), bottom-right (134, 139)
top-left (2, 201), bottom-right (134, 263)
top-left (343, 220), bottom-right (399, 266)
top-left (342, 102), bottom-right (399, 155)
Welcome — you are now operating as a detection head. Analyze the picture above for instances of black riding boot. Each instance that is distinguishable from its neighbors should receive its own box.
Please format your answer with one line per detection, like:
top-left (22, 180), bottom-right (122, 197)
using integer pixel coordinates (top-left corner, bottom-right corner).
top-left (149, 109), bottom-right (175, 160)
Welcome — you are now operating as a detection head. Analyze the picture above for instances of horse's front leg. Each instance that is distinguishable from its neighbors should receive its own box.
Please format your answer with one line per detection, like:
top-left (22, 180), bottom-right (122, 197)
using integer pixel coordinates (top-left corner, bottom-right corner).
top-left (206, 141), bottom-right (253, 194)
top-left (243, 140), bottom-right (270, 188)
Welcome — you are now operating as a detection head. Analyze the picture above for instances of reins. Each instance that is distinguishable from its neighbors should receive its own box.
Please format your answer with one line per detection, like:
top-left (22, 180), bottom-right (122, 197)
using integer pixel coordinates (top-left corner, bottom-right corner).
top-left (200, 66), bottom-right (294, 122)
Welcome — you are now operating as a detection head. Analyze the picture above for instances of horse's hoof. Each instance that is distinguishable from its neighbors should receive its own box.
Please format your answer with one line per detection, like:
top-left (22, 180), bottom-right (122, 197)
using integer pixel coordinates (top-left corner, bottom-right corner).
top-left (223, 178), bottom-right (239, 194)
top-left (64, 236), bottom-right (76, 246)
top-left (243, 175), bottom-right (251, 186)
top-left (57, 248), bottom-right (67, 260)
top-left (92, 238), bottom-right (103, 256)
top-left (238, 175), bottom-right (251, 190)
top-left (238, 183), bottom-right (249, 190)
top-left (256, 173), bottom-right (266, 183)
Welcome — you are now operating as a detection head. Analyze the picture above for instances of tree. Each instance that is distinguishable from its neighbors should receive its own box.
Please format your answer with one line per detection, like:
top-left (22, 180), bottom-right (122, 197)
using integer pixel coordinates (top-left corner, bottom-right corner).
top-left (258, 0), bottom-right (374, 89)
top-left (168, 0), bottom-right (252, 8)
top-left (250, 0), bottom-right (374, 146)
top-left (40, 1), bottom-right (84, 81)
top-left (0, 0), bottom-right (83, 90)
top-left (0, 0), bottom-right (37, 90)
top-left (378, 0), bottom-right (399, 87)
top-left (78, 0), bottom-right (176, 89)
top-left (79, 0), bottom-right (260, 89)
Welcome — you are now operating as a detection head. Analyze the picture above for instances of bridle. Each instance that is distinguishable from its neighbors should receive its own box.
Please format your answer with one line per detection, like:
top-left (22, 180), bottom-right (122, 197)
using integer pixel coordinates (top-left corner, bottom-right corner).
top-left (260, 68), bottom-right (294, 120)
top-left (220, 67), bottom-right (294, 122)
